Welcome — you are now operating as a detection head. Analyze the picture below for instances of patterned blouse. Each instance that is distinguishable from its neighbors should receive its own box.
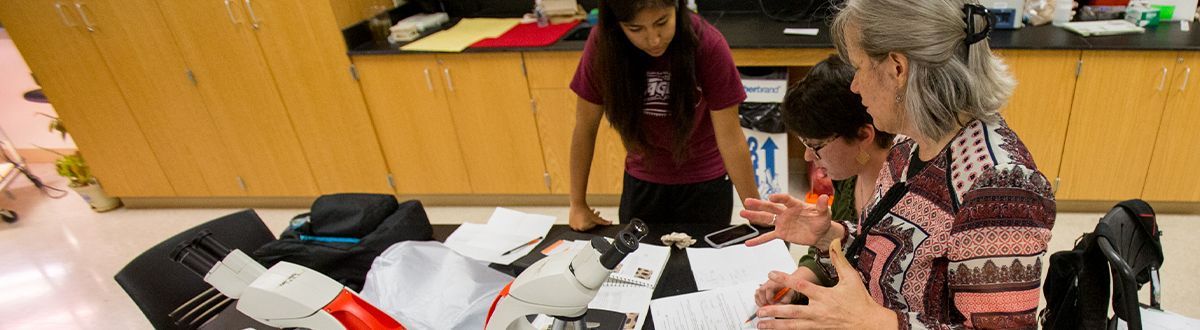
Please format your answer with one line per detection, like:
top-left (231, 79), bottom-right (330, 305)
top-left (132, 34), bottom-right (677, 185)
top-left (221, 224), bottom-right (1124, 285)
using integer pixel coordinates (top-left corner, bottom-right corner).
top-left (815, 118), bottom-right (1056, 329)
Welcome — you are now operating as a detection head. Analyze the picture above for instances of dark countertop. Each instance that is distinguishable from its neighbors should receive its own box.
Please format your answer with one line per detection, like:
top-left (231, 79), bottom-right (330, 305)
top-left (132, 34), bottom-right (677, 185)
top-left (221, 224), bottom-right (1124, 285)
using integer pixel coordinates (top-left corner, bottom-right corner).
top-left (346, 11), bottom-right (1200, 56)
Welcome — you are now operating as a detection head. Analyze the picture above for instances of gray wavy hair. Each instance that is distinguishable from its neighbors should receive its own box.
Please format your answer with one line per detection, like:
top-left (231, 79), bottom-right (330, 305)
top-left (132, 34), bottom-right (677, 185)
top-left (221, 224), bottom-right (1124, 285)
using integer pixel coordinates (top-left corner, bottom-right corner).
top-left (832, 0), bottom-right (1016, 140)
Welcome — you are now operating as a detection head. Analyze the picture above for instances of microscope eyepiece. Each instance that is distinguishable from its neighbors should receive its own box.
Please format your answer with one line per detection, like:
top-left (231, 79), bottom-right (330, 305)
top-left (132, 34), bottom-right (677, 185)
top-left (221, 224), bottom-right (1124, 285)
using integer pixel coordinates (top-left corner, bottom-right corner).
top-left (598, 218), bottom-right (647, 270)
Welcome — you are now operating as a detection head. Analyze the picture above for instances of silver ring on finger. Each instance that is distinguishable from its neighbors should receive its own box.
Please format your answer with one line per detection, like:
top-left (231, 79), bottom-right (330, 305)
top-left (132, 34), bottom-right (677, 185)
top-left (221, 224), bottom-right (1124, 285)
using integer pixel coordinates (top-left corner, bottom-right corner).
top-left (769, 214), bottom-right (777, 226)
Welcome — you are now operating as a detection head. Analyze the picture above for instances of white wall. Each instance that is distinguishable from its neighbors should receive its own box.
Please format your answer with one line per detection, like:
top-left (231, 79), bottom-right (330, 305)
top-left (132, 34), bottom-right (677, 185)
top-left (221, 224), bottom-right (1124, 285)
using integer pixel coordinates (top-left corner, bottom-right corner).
top-left (0, 28), bottom-right (75, 151)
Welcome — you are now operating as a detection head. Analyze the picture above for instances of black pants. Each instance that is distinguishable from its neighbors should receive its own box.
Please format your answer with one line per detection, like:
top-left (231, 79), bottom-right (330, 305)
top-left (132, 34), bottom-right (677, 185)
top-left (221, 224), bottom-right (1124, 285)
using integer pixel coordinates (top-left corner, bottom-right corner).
top-left (618, 172), bottom-right (733, 225)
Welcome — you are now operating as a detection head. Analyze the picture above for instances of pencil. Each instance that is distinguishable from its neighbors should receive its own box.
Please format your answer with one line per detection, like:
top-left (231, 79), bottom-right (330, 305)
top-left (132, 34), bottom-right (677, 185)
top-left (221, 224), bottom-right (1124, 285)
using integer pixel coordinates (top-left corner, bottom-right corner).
top-left (500, 236), bottom-right (543, 256)
top-left (745, 287), bottom-right (790, 324)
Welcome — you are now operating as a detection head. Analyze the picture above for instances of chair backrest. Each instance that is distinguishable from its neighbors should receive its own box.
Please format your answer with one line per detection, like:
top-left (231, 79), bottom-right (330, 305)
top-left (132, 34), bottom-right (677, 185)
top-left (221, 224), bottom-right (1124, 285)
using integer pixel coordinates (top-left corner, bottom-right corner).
top-left (114, 209), bottom-right (274, 329)
top-left (1095, 199), bottom-right (1163, 330)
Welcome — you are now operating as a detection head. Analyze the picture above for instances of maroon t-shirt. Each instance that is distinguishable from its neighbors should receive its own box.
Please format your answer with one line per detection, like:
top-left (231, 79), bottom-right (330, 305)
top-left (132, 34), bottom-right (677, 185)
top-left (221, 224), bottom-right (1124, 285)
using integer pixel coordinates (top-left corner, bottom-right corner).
top-left (570, 14), bottom-right (746, 185)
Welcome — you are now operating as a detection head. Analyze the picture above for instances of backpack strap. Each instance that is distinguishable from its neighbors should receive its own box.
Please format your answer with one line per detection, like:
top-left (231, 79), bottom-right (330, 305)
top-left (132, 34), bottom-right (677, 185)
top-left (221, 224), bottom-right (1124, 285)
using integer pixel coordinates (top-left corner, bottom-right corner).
top-left (1078, 227), bottom-right (1114, 329)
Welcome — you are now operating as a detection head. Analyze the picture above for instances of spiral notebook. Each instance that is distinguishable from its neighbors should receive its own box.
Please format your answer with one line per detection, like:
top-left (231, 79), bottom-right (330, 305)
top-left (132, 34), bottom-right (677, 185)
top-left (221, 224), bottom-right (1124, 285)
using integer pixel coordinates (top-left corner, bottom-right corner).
top-left (605, 242), bottom-right (670, 288)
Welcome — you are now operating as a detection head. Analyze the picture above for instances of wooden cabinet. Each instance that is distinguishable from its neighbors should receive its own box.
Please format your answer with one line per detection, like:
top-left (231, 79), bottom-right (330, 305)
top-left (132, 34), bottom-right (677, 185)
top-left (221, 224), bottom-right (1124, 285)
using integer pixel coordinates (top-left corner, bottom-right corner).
top-left (354, 55), bottom-right (473, 194)
top-left (995, 50), bottom-right (1080, 184)
top-left (1142, 52), bottom-right (1200, 201)
top-left (1057, 51), bottom-right (1177, 201)
top-left (3, 1), bottom-right (1197, 205)
top-left (329, 0), bottom-right (393, 28)
top-left (353, 53), bottom-right (549, 194)
top-left (246, 0), bottom-right (393, 194)
top-left (157, 0), bottom-right (318, 196)
top-left (524, 52), bottom-right (625, 194)
top-left (82, 0), bottom-right (243, 196)
top-left (0, 0), bottom-right (175, 196)
top-left (439, 53), bottom-right (549, 194)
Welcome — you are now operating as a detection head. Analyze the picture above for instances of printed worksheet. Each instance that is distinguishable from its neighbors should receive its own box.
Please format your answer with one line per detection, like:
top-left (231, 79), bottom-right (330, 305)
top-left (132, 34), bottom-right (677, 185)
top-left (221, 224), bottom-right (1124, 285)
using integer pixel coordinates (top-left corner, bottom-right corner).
top-left (649, 283), bottom-right (761, 330)
top-left (686, 240), bottom-right (796, 291)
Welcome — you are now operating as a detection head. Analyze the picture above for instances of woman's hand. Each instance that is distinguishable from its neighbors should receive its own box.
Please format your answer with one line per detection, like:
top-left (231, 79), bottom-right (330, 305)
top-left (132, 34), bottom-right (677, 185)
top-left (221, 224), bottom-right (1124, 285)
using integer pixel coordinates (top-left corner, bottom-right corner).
top-left (568, 204), bottom-right (611, 231)
top-left (741, 194), bottom-right (835, 247)
top-left (753, 239), bottom-right (899, 330)
top-left (755, 267), bottom-right (817, 306)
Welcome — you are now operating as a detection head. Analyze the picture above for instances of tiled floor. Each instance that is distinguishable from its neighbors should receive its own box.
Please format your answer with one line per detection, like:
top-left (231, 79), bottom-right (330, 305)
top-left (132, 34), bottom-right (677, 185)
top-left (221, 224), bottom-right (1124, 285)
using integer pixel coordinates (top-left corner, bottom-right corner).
top-left (1, 163), bottom-right (1198, 329)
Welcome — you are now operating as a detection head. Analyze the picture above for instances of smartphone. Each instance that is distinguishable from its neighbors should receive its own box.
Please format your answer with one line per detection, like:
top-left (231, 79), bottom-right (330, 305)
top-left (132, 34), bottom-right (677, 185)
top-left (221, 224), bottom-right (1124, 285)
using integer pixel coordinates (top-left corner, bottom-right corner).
top-left (703, 224), bottom-right (760, 248)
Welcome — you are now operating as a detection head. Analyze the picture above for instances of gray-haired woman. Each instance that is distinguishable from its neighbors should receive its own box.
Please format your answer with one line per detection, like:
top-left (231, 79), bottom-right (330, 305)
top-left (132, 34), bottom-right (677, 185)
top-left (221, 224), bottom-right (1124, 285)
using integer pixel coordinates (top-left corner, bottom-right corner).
top-left (740, 0), bottom-right (1056, 328)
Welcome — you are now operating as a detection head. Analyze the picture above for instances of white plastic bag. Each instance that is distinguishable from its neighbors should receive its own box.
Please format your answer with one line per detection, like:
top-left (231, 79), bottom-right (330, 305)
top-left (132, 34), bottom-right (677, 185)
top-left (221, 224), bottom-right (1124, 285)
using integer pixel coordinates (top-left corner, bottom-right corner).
top-left (360, 241), bottom-right (514, 329)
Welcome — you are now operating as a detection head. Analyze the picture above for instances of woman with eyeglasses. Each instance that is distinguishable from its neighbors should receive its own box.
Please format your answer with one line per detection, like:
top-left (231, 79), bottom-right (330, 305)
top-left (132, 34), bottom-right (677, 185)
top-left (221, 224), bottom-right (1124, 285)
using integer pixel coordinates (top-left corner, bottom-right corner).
top-left (748, 55), bottom-right (895, 295)
top-left (740, 0), bottom-right (1055, 328)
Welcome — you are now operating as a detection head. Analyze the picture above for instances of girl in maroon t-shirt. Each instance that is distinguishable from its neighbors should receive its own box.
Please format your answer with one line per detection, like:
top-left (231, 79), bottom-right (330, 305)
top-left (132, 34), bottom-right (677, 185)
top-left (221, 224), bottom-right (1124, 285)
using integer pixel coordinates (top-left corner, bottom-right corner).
top-left (567, 0), bottom-right (758, 231)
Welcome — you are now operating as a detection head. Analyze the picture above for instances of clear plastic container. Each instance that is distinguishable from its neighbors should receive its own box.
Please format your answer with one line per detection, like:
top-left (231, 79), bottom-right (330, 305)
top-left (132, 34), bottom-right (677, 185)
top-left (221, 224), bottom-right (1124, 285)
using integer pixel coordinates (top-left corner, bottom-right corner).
top-left (535, 0), bottom-right (549, 27)
top-left (1053, 0), bottom-right (1073, 25)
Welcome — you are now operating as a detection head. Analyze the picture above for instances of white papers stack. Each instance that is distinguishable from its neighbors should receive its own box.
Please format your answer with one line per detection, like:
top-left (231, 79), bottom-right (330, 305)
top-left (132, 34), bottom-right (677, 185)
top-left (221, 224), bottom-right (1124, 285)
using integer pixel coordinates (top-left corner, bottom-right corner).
top-left (1116, 307), bottom-right (1200, 330)
top-left (1059, 20), bottom-right (1146, 37)
top-left (650, 283), bottom-right (760, 330)
top-left (443, 208), bottom-right (555, 265)
top-left (686, 240), bottom-right (797, 291)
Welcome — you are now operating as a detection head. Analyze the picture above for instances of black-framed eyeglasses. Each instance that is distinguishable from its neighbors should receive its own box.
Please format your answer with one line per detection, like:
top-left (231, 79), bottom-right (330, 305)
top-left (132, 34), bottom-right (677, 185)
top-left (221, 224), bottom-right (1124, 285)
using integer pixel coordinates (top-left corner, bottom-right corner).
top-left (800, 136), bottom-right (838, 160)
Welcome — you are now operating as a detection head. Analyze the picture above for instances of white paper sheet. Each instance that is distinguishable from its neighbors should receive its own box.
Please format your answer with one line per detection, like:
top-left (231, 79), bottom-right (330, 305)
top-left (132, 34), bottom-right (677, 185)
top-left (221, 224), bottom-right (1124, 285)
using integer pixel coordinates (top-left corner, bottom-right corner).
top-left (443, 208), bottom-right (555, 265)
top-left (687, 240), bottom-right (797, 291)
top-left (782, 28), bottom-right (819, 36)
top-left (650, 283), bottom-right (761, 330)
top-left (591, 285), bottom-right (654, 330)
top-left (1116, 307), bottom-right (1200, 330)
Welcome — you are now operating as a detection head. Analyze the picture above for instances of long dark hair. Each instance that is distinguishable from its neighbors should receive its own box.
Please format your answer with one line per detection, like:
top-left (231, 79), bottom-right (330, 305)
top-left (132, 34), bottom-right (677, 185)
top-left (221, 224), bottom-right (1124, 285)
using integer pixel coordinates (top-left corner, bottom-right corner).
top-left (593, 0), bottom-right (699, 161)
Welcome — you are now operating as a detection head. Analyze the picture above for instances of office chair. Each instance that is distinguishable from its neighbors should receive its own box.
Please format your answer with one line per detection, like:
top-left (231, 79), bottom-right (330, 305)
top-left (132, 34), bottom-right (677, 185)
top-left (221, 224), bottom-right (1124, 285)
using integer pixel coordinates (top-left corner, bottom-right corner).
top-left (114, 209), bottom-right (275, 329)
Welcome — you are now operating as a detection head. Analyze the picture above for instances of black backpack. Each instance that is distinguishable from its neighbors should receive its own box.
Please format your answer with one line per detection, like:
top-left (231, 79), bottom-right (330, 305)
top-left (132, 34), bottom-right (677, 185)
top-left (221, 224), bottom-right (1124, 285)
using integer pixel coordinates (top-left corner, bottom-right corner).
top-left (253, 194), bottom-right (434, 291)
top-left (1040, 199), bottom-right (1163, 330)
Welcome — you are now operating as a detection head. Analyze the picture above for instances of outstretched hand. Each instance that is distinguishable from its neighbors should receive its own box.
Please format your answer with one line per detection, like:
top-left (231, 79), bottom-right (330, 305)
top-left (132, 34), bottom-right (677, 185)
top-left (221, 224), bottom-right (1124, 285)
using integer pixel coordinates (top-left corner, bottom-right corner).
top-left (741, 194), bottom-right (834, 247)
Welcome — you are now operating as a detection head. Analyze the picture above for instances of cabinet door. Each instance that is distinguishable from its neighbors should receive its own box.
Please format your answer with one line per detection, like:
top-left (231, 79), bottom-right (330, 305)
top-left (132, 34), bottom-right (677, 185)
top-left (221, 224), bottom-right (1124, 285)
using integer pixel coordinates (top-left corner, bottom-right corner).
top-left (1142, 52), bottom-right (1200, 201)
top-left (0, 0), bottom-right (174, 196)
top-left (1057, 51), bottom-right (1176, 200)
top-left (995, 50), bottom-right (1079, 184)
top-left (439, 53), bottom-right (549, 194)
top-left (246, 0), bottom-right (391, 194)
top-left (157, 0), bottom-right (317, 196)
top-left (84, 0), bottom-right (242, 196)
top-left (353, 55), bottom-right (472, 194)
top-left (329, 0), bottom-right (392, 28)
top-left (524, 52), bottom-right (625, 194)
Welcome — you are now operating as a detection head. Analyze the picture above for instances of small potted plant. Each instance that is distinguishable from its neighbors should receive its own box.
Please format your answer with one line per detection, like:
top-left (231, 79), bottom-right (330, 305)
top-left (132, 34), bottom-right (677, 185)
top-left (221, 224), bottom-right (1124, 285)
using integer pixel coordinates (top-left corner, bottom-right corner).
top-left (39, 114), bottom-right (121, 212)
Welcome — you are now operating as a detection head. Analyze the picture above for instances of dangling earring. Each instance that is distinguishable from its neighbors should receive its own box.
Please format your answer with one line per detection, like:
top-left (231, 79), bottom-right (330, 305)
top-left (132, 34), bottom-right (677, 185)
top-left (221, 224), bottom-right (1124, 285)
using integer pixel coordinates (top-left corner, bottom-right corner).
top-left (856, 148), bottom-right (871, 165)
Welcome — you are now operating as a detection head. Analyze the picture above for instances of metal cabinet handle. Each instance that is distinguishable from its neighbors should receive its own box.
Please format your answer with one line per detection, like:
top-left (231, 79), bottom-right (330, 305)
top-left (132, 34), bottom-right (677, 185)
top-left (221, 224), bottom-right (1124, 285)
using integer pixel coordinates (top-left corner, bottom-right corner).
top-left (443, 68), bottom-right (455, 92)
top-left (54, 3), bottom-right (75, 27)
top-left (243, 0), bottom-right (261, 30)
top-left (423, 68), bottom-right (434, 92)
top-left (223, 0), bottom-right (240, 25)
top-left (1182, 67), bottom-right (1192, 92)
top-left (74, 2), bottom-right (95, 32)
top-left (1156, 66), bottom-right (1166, 91)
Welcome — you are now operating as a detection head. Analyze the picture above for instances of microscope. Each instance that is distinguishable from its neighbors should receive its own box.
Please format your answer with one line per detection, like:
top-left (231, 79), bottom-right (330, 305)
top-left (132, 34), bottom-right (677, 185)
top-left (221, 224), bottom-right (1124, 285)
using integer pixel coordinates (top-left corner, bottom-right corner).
top-left (485, 219), bottom-right (649, 330)
top-left (170, 231), bottom-right (403, 330)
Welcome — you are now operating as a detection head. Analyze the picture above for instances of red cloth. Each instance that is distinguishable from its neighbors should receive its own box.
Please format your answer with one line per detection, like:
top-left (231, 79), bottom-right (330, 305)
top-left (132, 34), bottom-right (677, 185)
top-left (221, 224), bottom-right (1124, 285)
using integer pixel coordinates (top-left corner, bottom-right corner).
top-left (470, 21), bottom-right (580, 48)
